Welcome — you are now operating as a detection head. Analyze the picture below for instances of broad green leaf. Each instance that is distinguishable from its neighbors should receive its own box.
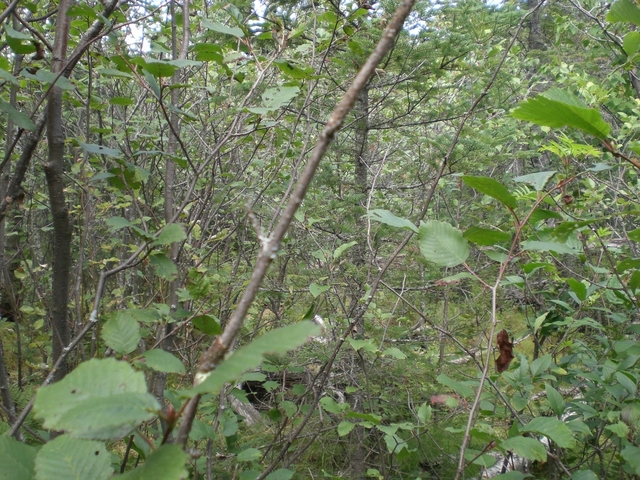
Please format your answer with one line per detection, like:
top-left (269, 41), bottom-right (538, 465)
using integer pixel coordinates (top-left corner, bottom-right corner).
top-left (273, 60), bottom-right (313, 79)
top-left (484, 250), bottom-right (508, 263)
top-left (624, 31), bottom-right (640, 56)
top-left (136, 349), bottom-right (185, 374)
top-left (192, 43), bottom-right (223, 63)
top-left (616, 371), bottom-right (637, 394)
top-left (607, 0), bottom-right (640, 27)
top-left (494, 472), bottom-right (533, 479)
top-left (102, 310), bottom-right (141, 354)
top-left (545, 383), bottom-right (565, 416)
top-left (309, 283), bottom-right (330, 297)
top-left (109, 97), bottom-right (133, 106)
top-left (629, 227), bottom-right (640, 242)
top-left (138, 59), bottom-right (177, 77)
top-left (237, 448), bottom-right (261, 462)
top-left (265, 469), bottom-right (294, 480)
top-left (436, 374), bottom-right (474, 398)
top-left (621, 445), bottom-right (640, 474)
top-left (34, 436), bottom-right (112, 480)
top-left (571, 471), bottom-right (598, 480)
top-left (0, 68), bottom-right (19, 87)
top-left (333, 241), bottom-right (358, 260)
top-left (521, 241), bottom-right (580, 255)
top-left (382, 347), bottom-right (407, 359)
top-left (192, 315), bottom-right (222, 335)
top-left (191, 321), bottom-right (320, 395)
top-left (21, 69), bottom-right (75, 90)
top-left (117, 445), bottom-right (188, 480)
top-left (463, 226), bottom-right (511, 246)
top-left (462, 176), bottom-right (517, 209)
top-left (262, 86), bottom-right (300, 110)
top-left (97, 68), bottom-right (133, 78)
top-left (499, 436), bottom-right (547, 462)
top-left (338, 421), bottom-right (355, 436)
top-left (77, 141), bottom-right (121, 157)
top-left (202, 19), bottom-right (244, 38)
top-left (605, 421), bottom-right (630, 438)
top-left (0, 101), bottom-right (36, 131)
top-left (34, 358), bottom-right (160, 440)
top-left (0, 436), bottom-right (38, 480)
top-left (566, 278), bottom-right (587, 301)
top-left (511, 88), bottom-right (611, 140)
top-left (530, 354), bottom-right (552, 378)
top-left (348, 337), bottom-right (378, 353)
top-left (319, 396), bottom-right (348, 414)
top-left (142, 69), bottom-right (161, 98)
top-left (367, 209), bottom-right (418, 232)
top-left (149, 252), bottom-right (178, 280)
top-left (5, 25), bottom-right (36, 54)
top-left (152, 223), bottom-right (187, 246)
top-left (417, 403), bottom-right (432, 424)
top-left (513, 171), bottom-right (557, 191)
top-left (520, 417), bottom-right (575, 448)
top-left (418, 221), bottom-right (469, 267)
top-left (528, 208), bottom-right (563, 224)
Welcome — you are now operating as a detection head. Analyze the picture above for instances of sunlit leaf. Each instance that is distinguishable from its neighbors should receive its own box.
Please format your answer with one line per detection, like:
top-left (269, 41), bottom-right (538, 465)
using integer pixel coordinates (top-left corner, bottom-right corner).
top-left (34, 436), bottom-right (112, 480)
top-left (462, 176), bottom-right (517, 209)
top-left (418, 221), bottom-right (469, 267)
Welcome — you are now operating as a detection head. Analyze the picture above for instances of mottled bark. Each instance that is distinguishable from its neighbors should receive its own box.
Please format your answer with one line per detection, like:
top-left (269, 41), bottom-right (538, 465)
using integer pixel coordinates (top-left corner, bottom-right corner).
top-left (527, 0), bottom-right (545, 51)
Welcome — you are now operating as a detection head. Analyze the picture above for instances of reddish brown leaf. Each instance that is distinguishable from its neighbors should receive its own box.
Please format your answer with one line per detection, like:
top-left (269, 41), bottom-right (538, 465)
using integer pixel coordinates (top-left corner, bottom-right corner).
top-left (495, 329), bottom-right (514, 373)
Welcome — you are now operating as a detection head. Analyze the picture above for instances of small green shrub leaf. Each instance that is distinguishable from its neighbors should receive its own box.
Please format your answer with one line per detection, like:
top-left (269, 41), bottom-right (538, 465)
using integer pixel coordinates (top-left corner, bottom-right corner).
top-left (436, 374), bottom-right (474, 398)
top-left (0, 101), bottom-right (36, 131)
top-left (499, 436), bottom-right (547, 462)
top-left (116, 445), bottom-right (188, 479)
top-left (191, 321), bottom-right (320, 395)
top-left (265, 469), bottom-right (294, 480)
top-left (333, 241), bottom-right (358, 260)
top-left (545, 383), bottom-right (565, 416)
top-left (462, 176), bottom-right (517, 209)
top-left (521, 417), bottom-right (576, 448)
top-left (136, 349), bottom-right (185, 374)
top-left (367, 209), bottom-right (418, 232)
top-left (521, 241), bottom-right (581, 255)
top-left (77, 141), bottom-right (121, 157)
top-left (202, 19), bottom-right (244, 38)
top-left (463, 226), bottom-right (511, 246)
top-left (192, 315), bottom-right (222, 335)
top-left (33, 358), bottom-right (160, 440)
top-left (149, 252), bottom-right (178, 280)
top-left (513, 171), bottom-right (557, 191)
top-left (511, 88), bottom-right (611, 140)
top-left (338, 421), bottom-right (355, 437)
top-left (152, 223), bottom-right (187, 246)
top-left (418, 221), bottom-right (469, 267)
top-left (237, 448), bottom-right (261, 462)
top-left (621, 445), bottom-right (640, 474)
top-left (34, 435), bottom-right (112, 480)
top-left (102, 310), bottom-right (141, 354)
top-left (309, 283), bottom-right (330, 297)
top-left (0, 436), bottom-right (38, 480)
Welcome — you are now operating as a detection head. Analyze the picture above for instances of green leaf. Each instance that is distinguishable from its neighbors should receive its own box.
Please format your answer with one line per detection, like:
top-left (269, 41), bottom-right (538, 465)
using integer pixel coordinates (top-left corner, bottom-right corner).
top-left (97, 68), bottom-right (134, 78)
top-left (571, 471), bottom-right (599, 480)
top-left (0, 436), bottom-right (38, 480)
top-left (338, 421), bottom-right (355, 437)
top-left (0, 101), bottom-right (36, 131)
top-left (265, 469), bottom-right (294, 480)
top-left (624, 31), bottom-right (640, 56)
top-left (333, 241), bottom-right (358, 260)
top-left (237, 448), bottom-right (261, 462)
top-left (262, 86), bottom-right (299, 110)
top-left (142, 69), bottom-right (161, 98)
top-left (102, 310), bottom-right (141, 354)
top-left (109, 97), bottom-right (133, 106)
top-left (273, 60), bottom-right (313, 79)
top-left (521, 241), bottom-right (581, 255)
top-left (621, 445), bottom-right (640, 474)
top-left (520, 417), bottom-right (575, 448)
top-left (366, 209), bottom-right (418, 232)
top-left (545, 384), bottom-right (565, 416)
top-left (607, 0), bottom-right (640, 27)
top-left (192, 315), bottom-right (222, 335)
top-left (117, 445), bottom-right (188, 480)
top-left (417, 403), bottom-right (432, 424)
top-left (348, 337), bottom-right (378, 353)
top-left (513, 171), bottom-right (557, 191)
top-left (202, 19), bottom-right (244, 38)
top-left (309, 283), bottom-right (330, 297)
top-left (494, 472), bottom-right (533, 479)
top-left (136, 349), bottom-right (185, 374)
top-left (462, 176), bottom-right (517, 209)
top-left (436, 374), bottom-right (474, 398)
top-left (463, 226), bottom-right (511, 246)
top-left (511, 88), bottom-right (611, 140)
top-left (191, 321), bottom-right (320, 395)
top-left (152, 223), bottom-right (187, 246)
top-left (34, 435), bottom-right (112, 480)
top-left (418, 221), bottom-right (469, 267)
top-left (77, 141), bottom-right (121, 157)
top-left (149, 252), bottom-right (178, 280)
top-left (33, 358), bottom-right (160, 440)
top-left (22, 69), bottom-right (75, 90)
top-left (499, 436), bottom-right (547, 462)
top-left (567, 278), bottom-right (587, 301)
top-left (0, 67), bottom-right (19, 87)
top-left (530, 354), bottom-right (552, 378)
top-left (382, 347), bottom-right (407, 359)
top-left (528, 208), bottom-right (563, 224)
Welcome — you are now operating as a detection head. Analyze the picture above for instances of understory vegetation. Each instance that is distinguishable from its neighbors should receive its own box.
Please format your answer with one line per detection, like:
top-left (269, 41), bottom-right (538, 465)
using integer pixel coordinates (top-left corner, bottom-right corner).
top-left (1, 0), bottom-right (640, 478)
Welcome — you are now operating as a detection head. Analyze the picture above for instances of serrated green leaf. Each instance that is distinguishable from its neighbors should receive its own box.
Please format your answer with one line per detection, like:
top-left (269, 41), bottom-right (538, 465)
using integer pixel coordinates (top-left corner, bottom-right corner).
top-left (624, 31), bottom-right (640, 56)
top-left (418, 221), bottom-right (469, 267)
top-left (621, 445), bottom-right (640, 474)
top-left (436, 374), bottom-right (474, 398)
top-left (262, 86), bottom-right (299, 109)
top-left (33, 358), bottom-right (160, 440)
top-left (333, 241), bottom-right (358, 260)
top-left (191, 321), bottom-right (320, 395)
top-left (417, 403), bottom-right (432, 424)
top-left (77, 141), bottom-right (121, 157)
top-left (512, 88), bottom-right (611, 140)
top-left (513, 171), bottom-right (557, 191)
top-left (22, 69), bottom-right (75, 90)
top-left (0, 101), bottom-right (36, 131)
top-left (530, 354), bottom-right (552, 378)
top-left (462, 176), bottom-right (517, 209)
top-left (499, 436), bottom-right (547, 462)
top-left (309, 283), bottom-right (330, 297)
top-left (463, 226), bottom-right (511, 246)
top-left (152, 223), bottom-right (187, 246)
top-left (117, 445), bottom-right (188, 480)
top-left (142, 69), bottom-right (161, 98)
top-left (137, 349), bottom-right (185, 374)
top-left (608, 0), bottom-right (640, 26)
top-left (273, 59), bottom-right (313, 79)
top-left (202, 19), bottom-right (244, 38)
top-left (348, 337), bottom-right (378, 353)
top-left (521, 241), bottom-right (581, 255)
top-left (97, 68), bottom-right (133, 78)
top-left (338, 421), bottom-right (355, 437)
top-left (520, 416), bottom-right (575, 448)
top-left (366, 209), bottom-right (418, 232)
top-left (265, 469), bottom-right (294, 480)
top-left (528, 208), bottom-right (563, 224)
top-left (102, 311), bottom-right (141, 354)
top-left (237, 448), bottom-right (261, 462)
top-left (0, 68), bottom-right (19, 87)
top-left (382, 347), bottom-right (407, 359)
top-left (192, 315), bottom-right (222, 335)
top-left (149, 252), bottom-right (178, 280)
top-left (0, 436), bottom-right (38, 480)
top-left (566, 278), bottom-right (587, 301)
top-left (109, 97), bottom-right (133, 106)
top-left (34, 435), bottom-right (112, 480)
